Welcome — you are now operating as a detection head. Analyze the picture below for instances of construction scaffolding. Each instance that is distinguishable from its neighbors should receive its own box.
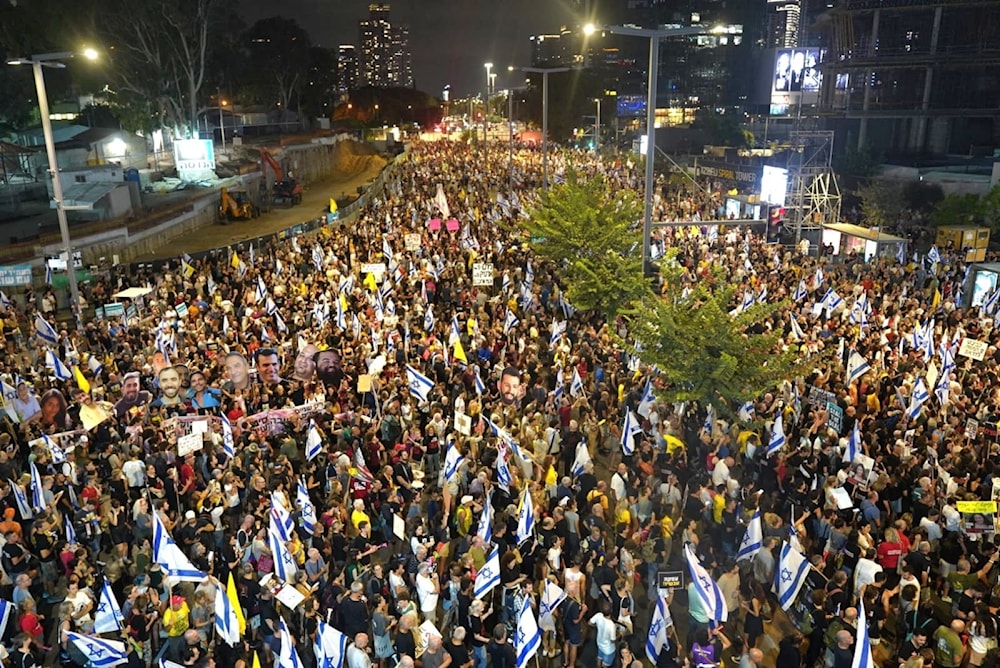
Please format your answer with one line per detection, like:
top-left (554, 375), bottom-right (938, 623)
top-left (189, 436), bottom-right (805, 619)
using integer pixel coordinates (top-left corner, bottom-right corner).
top-left (785, 131), bottom-right (841, 250)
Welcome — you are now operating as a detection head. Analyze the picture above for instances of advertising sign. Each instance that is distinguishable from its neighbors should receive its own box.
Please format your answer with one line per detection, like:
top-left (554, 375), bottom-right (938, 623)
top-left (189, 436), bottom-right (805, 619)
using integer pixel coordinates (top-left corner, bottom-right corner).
top-left (173, 139), bottom-right (216, 178)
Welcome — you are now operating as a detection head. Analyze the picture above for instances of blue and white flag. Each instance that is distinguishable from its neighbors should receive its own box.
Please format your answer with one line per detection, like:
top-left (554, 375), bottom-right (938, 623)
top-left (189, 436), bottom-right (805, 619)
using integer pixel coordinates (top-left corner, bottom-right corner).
top-left (896, 242), bottom-right (906, 265)
top-left (814, 266), bottom-right (823, 287)
top-left (0, 599), bottom-right (11, 642)
top-left (315, 620), bottom-right (347, 668)
top-left (214, 578), bottom-right (241, 646)
top-left (935, 368), bottom-right (951, 405)
top-left (637, 377), bottom-right (656, 418)
top-left (515, 595), bottom-right (541, 668)
top-left (221, 414), bottom-right (235, 461)
top-left (683, 545), bottom-right (728, 623)
top-left (449, 315), bottom-right (461, 346)
top-left (737, 401), bottom-right (755, 423)
top-left (34, 313), bottom-right (58, 345)
top-left (792, 279), bottom-right (807, 302)
top-left (571, 440), bottom-right (593, 477)
top-left (65, 632), bottom-right (128, 667)
top-left (87, 354), bottom-right (104, 378)
top-left (496, 445), bottom-right (513, 492)
top-left (549, 319), bottom-right (567, 347)
top-left (383, 237), bottom-right (394, 263)
top-left (569, 367), bottom-right (584, 398)
top-left (94, 578), bottom-right (124, 634)
top-left (305, 419), bottom-right (323, 462)
top-left (739, 290), bottom-right (755, 312)
top-left (483, 417), bottom-right (525, 461)
top-left (907, 378), bottom-right (930, 419)
top-left (269, 522), bottom-right (298, 583)
top-left (757, 285), bottom-right (768, 304)
top-left (473, 365), bottom-right (486, 395)
top-left (846, 351), bottom-right (870, 384)
top-left (767, 414), bottom-right (786, 457)
top-left (540, 579), bottom-right (567, 631)
top-left (443, 440), bottom-right (464, 482)
top-left (927, 245), bottom-right (941, 264)
top-left (847, 421), bottom-right (862, 463)
top-left (646, 596), bottom-right (673, 665)
top-left (822, 288), bottom-right (843, 316)
top-left (474, 546), bottom-right (501, 599)
top-left (984, 289), bottom-right (1000, 315)
top-left (424, 304), bottom-right (435, 332)
top-left (296, 478), bottom-right (317, 536)
top-left (29, 461), bottom-right (45, 512)
top-left (737, 510), bottom-right (763, 562)
top-left (46, 350), bottom-right (72, 381)
top-left (775, 541), bottom-right (810, 610)
top-left (852, 599), bottom-right (875, 668)
top-left (516, 485), bottom-right (534, 544)
top-left (44, 433), bottom-right (66, 465)
top-left (256, 276), bottom-right (267, 303)
top-left (8, 480), bottom-right (32, 520)
top-left (620, 408), bottom-right (642, 456)
top-left (270, 495), bottom-right (295, 543)
top-left (477, 493), bottom-right (493, 543)
top-left (503, 310), bottom-right (519, 334)
top-left (277, 618), bottom-right (304, 668)
top-left (940, 345), bottom-right (956, 376)
top-left (65, 514), bottom-right (76, 545)
top-left (406, 364), bottom-right (434, 404)
top-left (152, 511), bottom-right (207, 581)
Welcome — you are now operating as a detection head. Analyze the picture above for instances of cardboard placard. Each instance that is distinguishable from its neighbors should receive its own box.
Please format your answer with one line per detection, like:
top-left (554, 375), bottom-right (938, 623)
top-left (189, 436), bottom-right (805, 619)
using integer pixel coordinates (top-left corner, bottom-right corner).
top-left (405, 233), bottom-right (421, 251)
top-left (959, 338), bottom-right (988, 361)
top-left (393, 514), bottom-right (406, 541)
top-left (956, 501), bottom-right (997, 514)
top-left (360, 263), bottom-right (386, 277)
top-left (177, 432), bottom-right (203, 457)
top-left (966, 418), bottom-right (980, 439)
top-left (472, 262), bottom-right (494, 287)
top-left (357, 374), bottom-right (372, 393)
top-left (454, 412), bottom-right (472, 436)
top-left (657, 571), bottom-right (685, 590)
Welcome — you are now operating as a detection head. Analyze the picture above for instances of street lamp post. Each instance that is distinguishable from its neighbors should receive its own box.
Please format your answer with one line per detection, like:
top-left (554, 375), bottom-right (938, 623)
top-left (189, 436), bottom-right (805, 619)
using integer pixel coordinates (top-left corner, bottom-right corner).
top-left (483, 62), bottom-right (493, 143)
top-left (7, 49), bottom-right (99, 318)
top-left (507, 89), bottom-right (514, 193)
top-left (520, 66), bottom-right (570, 190)
top-left (607, 25), bottom-right (706, 271)
top-left (593, 97), bottom-right (601, 153)
top-left (217, 90), bottom-right (227, 153)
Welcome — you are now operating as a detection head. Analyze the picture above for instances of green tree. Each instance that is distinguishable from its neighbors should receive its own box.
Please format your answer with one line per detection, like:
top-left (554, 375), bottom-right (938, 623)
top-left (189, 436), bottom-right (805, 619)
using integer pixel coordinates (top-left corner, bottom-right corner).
top-left (979, 185), bottom-right (1000, 233)
top-left (857, 180), bottom-right (903, 228)
top-left (626, 258), bottom-right (805, 418)
top-left (929, 193), bottom-right (983, 228)
top-left (521, 169), bottom-right (651, 320)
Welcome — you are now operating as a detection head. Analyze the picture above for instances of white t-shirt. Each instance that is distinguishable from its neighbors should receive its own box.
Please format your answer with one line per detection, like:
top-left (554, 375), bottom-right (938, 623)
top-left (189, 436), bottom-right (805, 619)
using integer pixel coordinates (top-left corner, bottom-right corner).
top-left (416, 573), bottom-right (438, 612)
top-left (589, 612), bottom-right (618, 655)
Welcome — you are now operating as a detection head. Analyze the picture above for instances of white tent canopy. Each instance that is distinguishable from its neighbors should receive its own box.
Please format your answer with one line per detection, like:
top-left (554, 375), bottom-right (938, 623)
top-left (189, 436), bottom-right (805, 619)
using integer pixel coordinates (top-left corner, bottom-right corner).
top-left (112, 287), bottom-right (153, 300)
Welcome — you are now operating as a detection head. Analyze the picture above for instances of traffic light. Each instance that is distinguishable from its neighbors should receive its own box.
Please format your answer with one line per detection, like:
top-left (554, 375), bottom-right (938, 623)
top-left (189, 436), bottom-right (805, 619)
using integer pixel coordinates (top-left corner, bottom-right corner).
top-left (766, 205), bottom-right (786, 244)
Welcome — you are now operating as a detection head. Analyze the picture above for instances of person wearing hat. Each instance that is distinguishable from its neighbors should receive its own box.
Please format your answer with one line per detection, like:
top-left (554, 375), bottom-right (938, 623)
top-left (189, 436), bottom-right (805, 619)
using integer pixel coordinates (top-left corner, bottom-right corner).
top-left (455, 495), bottom-right (476, 538)
top-left (160, 594), bottom-right (191, 661)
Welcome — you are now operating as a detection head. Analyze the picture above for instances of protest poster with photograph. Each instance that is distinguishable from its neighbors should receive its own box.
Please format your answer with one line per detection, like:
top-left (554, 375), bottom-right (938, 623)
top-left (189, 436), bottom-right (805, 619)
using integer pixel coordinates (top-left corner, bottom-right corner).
top-left (958, 500), bottom-right (997, 538)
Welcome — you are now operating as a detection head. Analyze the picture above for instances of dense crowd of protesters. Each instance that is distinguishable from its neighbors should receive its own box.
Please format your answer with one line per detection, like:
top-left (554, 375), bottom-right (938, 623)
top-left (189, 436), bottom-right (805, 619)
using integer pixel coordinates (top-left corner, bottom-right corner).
top-left (0, 136), bottom-right (993, 668)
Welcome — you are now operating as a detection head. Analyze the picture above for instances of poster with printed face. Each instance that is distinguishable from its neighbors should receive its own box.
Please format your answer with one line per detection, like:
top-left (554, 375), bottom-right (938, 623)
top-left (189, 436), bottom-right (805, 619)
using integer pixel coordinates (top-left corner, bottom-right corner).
top-left (848, 453), bottom-right (874, 487)
top-left (292, 343), bottom-right (319, 382)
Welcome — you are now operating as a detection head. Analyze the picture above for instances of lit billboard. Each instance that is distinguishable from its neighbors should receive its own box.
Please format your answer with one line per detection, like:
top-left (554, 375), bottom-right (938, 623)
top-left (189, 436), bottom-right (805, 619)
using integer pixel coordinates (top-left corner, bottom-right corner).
top-left (617, 95), bottom-right (647, 117)
top-left (173, 139), bottom-right (216, 180)
top-left (774, 49), bottom-right (823, 93)
top-left (760, 166), bottom-right (789, 206)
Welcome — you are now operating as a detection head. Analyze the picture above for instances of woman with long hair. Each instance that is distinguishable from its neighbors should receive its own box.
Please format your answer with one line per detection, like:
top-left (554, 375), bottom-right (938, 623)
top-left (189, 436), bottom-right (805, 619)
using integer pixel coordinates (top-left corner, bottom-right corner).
top-left (740, 576), bottom-right (766, 651)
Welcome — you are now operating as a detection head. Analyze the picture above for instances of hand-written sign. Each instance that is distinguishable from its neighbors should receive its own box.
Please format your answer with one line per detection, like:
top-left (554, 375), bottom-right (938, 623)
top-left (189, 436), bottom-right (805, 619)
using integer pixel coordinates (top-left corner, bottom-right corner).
top-left (472, 262), bottom-right (494, 287)
top-left (958, 338), bottom-right (988, 361)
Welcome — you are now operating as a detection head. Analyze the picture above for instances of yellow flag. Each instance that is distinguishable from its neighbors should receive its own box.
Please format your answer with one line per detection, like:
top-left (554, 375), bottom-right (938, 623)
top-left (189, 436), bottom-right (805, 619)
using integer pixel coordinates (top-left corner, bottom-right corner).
top-left (329, 197), bottom-right (338, 213)
top-left (363, 273), bottom-right (377, 292)
top-left (453, 339), bottom-right (468, 365)
top-left (339, 293), bottom-right (349, 313)
top-left (73, 366), bottom-right (91, 395)
top-left (932, 289), bottom-right (941, 310)
top-left (227, 571), bottom-right (246, 635)
top-left (181, 260), bottom-right (195, 279)
top-left (252, 651), bottom-right (262, 668)
top-left (230, 252), bottom-right (240, 269)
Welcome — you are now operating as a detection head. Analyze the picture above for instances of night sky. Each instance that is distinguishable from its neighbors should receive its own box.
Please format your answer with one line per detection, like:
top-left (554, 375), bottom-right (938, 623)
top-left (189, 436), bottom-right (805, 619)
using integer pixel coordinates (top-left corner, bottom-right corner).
top-left (239, 0), bottom-right (585, 98)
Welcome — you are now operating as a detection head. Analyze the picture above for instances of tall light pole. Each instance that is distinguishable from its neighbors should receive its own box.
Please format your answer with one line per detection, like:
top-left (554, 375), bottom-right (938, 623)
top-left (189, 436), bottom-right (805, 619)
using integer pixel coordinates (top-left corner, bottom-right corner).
top-left (520, 66), bottom-right (570, 190)
top-left (483, 62), bottom-right (493, 142)
top-left (7, 49), bottom-right (99, 317)
top-left (217, 90), bottom-right (227, 153)
top-left (593, 97), bottom-right (601, 153)
top-left (607, 25), bottom-right (706, 271)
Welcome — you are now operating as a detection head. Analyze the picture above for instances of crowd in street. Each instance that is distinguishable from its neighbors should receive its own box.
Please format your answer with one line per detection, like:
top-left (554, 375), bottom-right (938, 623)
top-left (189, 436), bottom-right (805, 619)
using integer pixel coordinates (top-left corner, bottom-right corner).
top-left (0, 135), bottom-right (994, 668)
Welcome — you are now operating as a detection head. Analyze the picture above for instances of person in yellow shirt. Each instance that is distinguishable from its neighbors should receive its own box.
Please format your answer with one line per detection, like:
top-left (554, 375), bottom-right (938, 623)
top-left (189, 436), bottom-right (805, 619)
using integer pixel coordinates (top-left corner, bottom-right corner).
top-left (712, 487), bottom-right (727, 524)
top-left (162, 594), bottom-right (190, 655)
top-left (350, 499), bottom-right (371, 533)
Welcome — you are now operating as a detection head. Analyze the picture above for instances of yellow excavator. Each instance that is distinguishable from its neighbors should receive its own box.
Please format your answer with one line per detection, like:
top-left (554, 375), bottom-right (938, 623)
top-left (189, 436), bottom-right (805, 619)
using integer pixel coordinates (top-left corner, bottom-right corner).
top-left (219, 186), bottom-right (258, 223)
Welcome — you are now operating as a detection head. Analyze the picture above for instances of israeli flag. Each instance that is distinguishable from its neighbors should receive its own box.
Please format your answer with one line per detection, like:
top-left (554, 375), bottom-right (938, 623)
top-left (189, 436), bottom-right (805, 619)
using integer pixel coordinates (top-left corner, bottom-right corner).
top-left (984, 289), bottom-right (1000, 315)
top-left (496, 445), bottom-right (512, 492)
top-left (0, 599), bottom-right (11, 641)
top-left (305, 419), bottom-right (323, 462)
top-left (570, 440), bottom-right (593, 477)
top-left (756, 285), bottom-right (768, 304)
top-left (88, 354), bottom-right (104, 377)
top-left (814, 266), bottom-right (823, 286)
top-left (214, 578), bottom-right (241, 647)
top-left (683, 545), bottom-right (728, 623)
top-left (846, 351), bottom-right (870, 384)
top-left (8, 480), bottom-right (32, 520)
top-left (450, 315), bottom-right (462, 346)
top-left (46, 350), bottom-right (72, 381)
top-left (737, 401), bottom-right (755, 423)
top-left (312, 244), bottom-right (324, 271)
top-left (767, 414), bottom-right (786, 457)
top-left (793, 279), bottom-right (808, 302)
top-left (315, 620), bottom-right (347, 668)
top-left (935, 369), bottom-right (951, 405)
top-left (549, 319), bottom-right (567, 347)
top-left (896, 242), bottom-right (906, 265)
top-left (383, 237), bottom-right (394, 263)
top-left (270, 495), bottom-right (295, 543)
top-left (477, 492), bottom-right (493, 543)
top-left (44, 433), bottom-right (66, 465)
top-left (737, 510), bottom-right (763, 562)
top-left (474, 546), bottom-right (501, 599)
top-left (297, 478), bottom-right (317, 536)
top-left (94, 578), bottom-right (124, 634)
top-left (847, 421), bottom-right (862, 463)
top-left (335, 295), bottom-right (346, 331)
top-left (637, 377), bottom-right (656, 418)
top-left (774, 541), bottom-right (810, 610)
top-left (515, 594), bottom-right (541, 668)
top-left (443, 441), bottom-right (464, 482)
top-left (65, 632), bottom-right (128, 667)
top-left (152, 511), bottom-right (207, 582)
top-left (256, 276), bottom-right (267, 302)
top-left (516, 485), bottom-right (535, 544)
top-left (503, 309), bottom-right (520, 334)
top-left (927, 245), bottom-right (941, 264)
top-left (525, 260), bottom-right (535, 286)
top-left (473, 365), bottom-right (486, 395)
top-left (424, 304), bottom-right (435, 332)
top-left (221, 414), bottom-right (235, 461)
top-left (852, 598), bottom-right (875, 668)
top-left (269, 523), bottom-right (298, 583)
top-left (277, 617), bottom-right (304, 668)
top-left (34, 313), bottom-right (58, 345)
top-left (907, 378), bottom-right (930, 419)
top-left (29, 461), bottom-right (45, 512)
top-left (569, 367), bottom-right (584, 398)
top-left (540, 579), bottom-right (567, 630)
top-left (620, 408), bottom-right (642, 456)
top-left (483, 417), bottom-right (525, 461)
top-left (822, 288), bottom-right (843, 315)
top-left (406, 364), bottom-right (434, 404)
top-left (940, 345), bottom-right (956, 376)
top-left (646, 596), bottom-right (673, 665)
top-left (65, 514), bottom-right (76, 544)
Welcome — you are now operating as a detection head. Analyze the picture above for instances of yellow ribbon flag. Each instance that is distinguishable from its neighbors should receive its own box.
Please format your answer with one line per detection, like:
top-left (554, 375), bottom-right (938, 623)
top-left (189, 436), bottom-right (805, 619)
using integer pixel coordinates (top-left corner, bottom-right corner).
top-left (227, 571), bottom-right (246, 635)
top-left (252, 651), bottom-right (262, 668)
top-left (339, 293), bottom-right (349, 313)
top-left (73, 366), bottom-right (91, 395)
top-left (453, 339), bottom-right (468, 365)
top-left (932, 289), bottom-right (941, 310)
top-left (329, 197), bottom-right (338, 213)
top-left (230, 252), bottom-right (240, 269)
top-left (181, 260), bottom-right (195, 279)
top-left (363, 273), bottom-right (378, 292)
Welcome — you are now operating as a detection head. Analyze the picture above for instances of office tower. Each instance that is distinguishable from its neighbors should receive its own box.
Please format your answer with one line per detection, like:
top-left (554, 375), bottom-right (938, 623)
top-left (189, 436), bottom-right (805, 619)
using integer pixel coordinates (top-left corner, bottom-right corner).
top-left (337, 45), bottom-right (359, 92)
top-left (358, 3), bottom-right (413, 88)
